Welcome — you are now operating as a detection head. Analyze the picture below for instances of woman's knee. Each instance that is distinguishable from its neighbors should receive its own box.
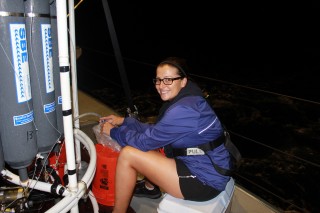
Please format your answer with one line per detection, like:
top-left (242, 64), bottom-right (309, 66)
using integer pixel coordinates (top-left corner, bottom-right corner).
top-left (118, 146), bottom-right (139, 162)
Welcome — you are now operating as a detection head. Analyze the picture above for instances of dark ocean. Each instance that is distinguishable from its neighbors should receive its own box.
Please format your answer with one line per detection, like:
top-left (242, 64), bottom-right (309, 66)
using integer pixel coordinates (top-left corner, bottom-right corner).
top-left (74, 1), bottom-right (320, 212)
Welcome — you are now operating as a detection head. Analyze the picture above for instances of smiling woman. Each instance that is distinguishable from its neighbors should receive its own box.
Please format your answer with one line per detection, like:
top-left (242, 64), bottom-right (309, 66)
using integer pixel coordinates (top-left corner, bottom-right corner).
top-left (97, 57), bottom-right (235, 213)
top-left (154, 60), bottom-right (188, 101)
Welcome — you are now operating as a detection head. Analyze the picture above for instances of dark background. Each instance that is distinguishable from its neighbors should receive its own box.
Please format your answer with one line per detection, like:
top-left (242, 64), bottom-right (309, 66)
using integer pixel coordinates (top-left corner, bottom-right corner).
top-left (75, 0), bottom-right (319, 102)
top-left (74, 1), bottom-right (320, 212)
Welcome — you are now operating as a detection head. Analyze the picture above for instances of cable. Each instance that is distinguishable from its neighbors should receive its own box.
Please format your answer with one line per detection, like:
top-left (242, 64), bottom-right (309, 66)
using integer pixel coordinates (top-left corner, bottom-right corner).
top-left (190, 73), bottom-right (320, 105)
top-left (73, 112), bottom-right (102, 122)
top-left (229, 130), bottom-right (320, 169)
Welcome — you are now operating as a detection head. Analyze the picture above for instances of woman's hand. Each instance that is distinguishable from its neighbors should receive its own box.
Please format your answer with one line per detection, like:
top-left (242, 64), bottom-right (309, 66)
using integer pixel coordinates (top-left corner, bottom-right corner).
top-left (100, 121), bottom-right (114, 136)
top-left (100, 114), bottom-right (124, 127)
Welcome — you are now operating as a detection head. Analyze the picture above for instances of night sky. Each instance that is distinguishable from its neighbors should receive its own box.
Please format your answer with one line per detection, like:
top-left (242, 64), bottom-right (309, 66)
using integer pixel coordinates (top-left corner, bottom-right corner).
top-left (75, 0), bottom-right (320, 101)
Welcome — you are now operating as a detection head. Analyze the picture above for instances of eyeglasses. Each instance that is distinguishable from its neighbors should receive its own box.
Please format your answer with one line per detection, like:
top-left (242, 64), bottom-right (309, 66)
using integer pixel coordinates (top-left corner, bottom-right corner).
top-left (153, 77), bottom-right (183, 85)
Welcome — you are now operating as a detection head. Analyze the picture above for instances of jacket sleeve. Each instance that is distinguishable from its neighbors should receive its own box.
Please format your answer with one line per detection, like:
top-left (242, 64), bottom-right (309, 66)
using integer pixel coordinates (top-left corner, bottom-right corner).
top-left (122, 117), bottom-right (151, 132)
top-left (110, 104), bottom-right (200, 151)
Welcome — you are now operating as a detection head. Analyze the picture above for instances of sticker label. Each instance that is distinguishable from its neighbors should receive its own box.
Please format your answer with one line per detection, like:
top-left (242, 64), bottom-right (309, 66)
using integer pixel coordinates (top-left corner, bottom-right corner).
top-left (10, 24), bottom-right (32, 103)
top-left (41, 24), bottom-right (54, 93)
top-left (44, 101), bottom-right (56, 114)
top-left (13, 110), bottom-right (34, 126)
top-left (58, 96), bottom-right (62, 104)
top-left (186, 148), bottom-right (205, 155)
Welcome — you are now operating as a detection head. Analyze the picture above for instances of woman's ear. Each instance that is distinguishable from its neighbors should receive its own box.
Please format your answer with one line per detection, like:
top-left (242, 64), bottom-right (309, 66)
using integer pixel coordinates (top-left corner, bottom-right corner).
top-left (181, 77), bottom-right (187, 87)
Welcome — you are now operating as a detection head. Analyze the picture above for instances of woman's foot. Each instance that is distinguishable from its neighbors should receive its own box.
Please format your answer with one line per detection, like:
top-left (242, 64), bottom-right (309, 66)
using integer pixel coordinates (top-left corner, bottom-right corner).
top-left (133, 179), bottom-right (162, 199)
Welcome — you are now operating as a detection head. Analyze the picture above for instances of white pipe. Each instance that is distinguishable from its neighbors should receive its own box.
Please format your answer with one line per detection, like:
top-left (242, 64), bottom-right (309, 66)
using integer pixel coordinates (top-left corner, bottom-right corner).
top-left (56, 0), bottom-right (69, 67)
top-left (0, 169), bottom-right (68, 196)
top-left (74, 129), bottom-right (96, 185)
top-left (46, 129), bottom-right (97, 213)
top-left (45, 184), bottom-right (85, 213)
top-left (64, 1), bottom-right (80, 212)
top-left (68, 0), bottom-right (82, 169)
top-left (56, 0), bottom-right (78, 193)
top-left (89, 190), bottom-right (100, 213)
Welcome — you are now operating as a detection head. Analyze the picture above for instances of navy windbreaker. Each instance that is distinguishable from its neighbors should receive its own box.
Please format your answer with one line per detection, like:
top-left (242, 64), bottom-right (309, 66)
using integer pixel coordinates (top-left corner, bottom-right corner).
top-left (110, 94), bottom-right (231, 191)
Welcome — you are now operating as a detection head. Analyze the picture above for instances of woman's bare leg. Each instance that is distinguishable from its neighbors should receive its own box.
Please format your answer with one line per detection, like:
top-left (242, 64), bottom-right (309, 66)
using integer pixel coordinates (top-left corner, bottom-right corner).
top-left (112, 148), bottom-right (138, 213)
top-left (112, 146), bottom-right (183, 213)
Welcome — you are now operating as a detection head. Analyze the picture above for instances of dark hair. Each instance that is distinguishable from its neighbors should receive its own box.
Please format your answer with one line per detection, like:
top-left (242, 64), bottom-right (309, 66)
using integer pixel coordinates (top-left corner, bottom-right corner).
top-left (158, 57), bottom-right (189, 77)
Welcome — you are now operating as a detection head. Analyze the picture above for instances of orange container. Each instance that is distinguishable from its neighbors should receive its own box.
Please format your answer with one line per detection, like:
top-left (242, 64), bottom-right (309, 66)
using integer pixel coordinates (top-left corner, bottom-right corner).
top-left (92, 144), bottom-right (120, 206)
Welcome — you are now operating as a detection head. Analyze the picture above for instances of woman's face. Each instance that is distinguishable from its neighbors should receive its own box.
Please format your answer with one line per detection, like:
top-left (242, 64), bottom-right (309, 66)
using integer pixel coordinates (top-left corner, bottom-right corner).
top-left (155, 64), bottom-right (187, 101)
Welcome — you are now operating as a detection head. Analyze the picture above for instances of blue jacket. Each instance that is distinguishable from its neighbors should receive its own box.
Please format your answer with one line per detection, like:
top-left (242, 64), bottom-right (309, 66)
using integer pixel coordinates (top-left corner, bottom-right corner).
top-left (110, 95), bottom-right (231, 191)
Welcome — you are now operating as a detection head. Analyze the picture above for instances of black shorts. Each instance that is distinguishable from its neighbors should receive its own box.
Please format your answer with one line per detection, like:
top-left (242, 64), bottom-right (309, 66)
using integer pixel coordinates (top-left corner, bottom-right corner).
top-left (175, 158), bottom-right (221, 201)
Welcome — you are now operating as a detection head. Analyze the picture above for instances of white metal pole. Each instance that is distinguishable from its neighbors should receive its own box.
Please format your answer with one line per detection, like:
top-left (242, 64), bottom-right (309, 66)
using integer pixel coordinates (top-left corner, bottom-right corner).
top-left (67, 1), bottom-right (80, 212)
top-left (56, 0), bottom-right (78, 195)
top-left (68, 0), bottom-right (82, 167)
